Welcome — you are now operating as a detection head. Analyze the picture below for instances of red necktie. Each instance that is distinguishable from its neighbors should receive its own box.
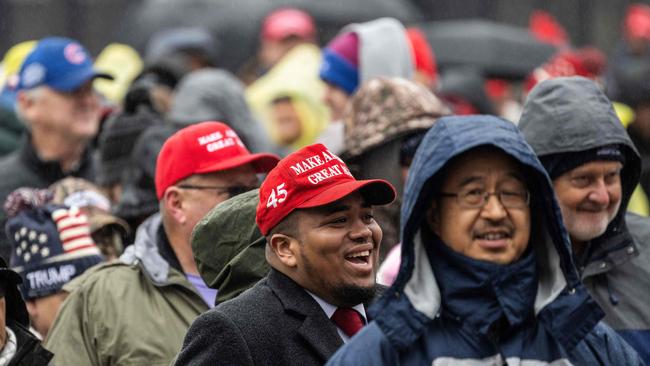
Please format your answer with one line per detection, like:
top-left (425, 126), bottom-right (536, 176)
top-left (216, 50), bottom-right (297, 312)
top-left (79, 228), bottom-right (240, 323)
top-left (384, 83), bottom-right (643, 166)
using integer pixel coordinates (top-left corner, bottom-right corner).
top-left (331, 307), bottom-right (365, 337)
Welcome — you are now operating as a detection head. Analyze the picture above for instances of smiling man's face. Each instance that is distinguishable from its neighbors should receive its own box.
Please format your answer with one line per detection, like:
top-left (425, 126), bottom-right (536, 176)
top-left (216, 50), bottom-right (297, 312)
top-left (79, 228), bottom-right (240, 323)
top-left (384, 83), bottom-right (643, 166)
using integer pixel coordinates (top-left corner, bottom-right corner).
top-left (429, 147), bottom-right (531, 264)
top-left (290, 192), bottom-right (382, 307)
top-left (552, 160), bottom-right (622, 246)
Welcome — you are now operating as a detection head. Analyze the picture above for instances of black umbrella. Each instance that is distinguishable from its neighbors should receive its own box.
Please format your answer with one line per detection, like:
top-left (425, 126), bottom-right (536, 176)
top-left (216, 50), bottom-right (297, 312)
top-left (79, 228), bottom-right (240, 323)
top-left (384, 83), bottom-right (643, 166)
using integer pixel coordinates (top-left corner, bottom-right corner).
top-left (114, 0), bottom-right (422, 73)
top-left (419, 19), bottom-right (557, 79)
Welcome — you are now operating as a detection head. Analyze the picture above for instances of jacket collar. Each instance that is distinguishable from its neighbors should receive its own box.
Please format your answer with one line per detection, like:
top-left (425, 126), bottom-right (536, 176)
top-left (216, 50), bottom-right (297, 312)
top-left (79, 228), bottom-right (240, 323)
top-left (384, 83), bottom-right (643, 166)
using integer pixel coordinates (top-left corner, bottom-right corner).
top-left (581, 225), bottom-right (637, 278)
top-left (427, 232), bottom-right (538, 336)
top-left (267, 268), bottom-right (343, 362)
top-left (18, 135), bottom-right (93, 181)
top-left (8, 321), bottom-right (54, 365)
top-left (119, 213), bottom-right (185, 288)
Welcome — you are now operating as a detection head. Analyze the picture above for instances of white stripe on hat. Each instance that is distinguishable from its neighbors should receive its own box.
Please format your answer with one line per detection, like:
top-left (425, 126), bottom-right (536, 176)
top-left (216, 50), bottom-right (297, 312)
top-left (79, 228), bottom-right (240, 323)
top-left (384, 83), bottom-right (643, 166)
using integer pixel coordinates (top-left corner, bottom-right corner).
top-left (51, 207), bottom-right (99, 255)
top-left (56, 215), bottom-right (89, 230)
top-left (59, 226), bottom-right (91, 242)
top-left (62, 237), bottom-right (95, 252)
top-left (51, 209), bottom-right (69, 221)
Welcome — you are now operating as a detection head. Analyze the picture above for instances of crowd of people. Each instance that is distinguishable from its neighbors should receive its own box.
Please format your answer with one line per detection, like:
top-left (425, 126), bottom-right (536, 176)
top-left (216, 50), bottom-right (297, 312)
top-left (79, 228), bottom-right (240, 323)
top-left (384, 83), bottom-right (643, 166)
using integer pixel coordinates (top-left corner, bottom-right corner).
top-left (0, 3), bottom-right (648, 366)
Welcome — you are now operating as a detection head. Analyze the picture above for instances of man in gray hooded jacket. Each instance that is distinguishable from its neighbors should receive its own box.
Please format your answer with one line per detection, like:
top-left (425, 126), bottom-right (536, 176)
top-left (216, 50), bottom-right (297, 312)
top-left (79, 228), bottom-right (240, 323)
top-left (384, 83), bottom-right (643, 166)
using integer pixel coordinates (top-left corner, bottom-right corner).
top-left (519, 76), bottom-right (650, 364)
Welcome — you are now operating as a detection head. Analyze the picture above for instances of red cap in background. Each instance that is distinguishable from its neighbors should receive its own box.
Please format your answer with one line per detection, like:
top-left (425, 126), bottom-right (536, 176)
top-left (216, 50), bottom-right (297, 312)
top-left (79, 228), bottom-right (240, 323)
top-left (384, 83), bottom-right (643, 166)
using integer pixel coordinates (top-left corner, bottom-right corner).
top-left (261, 8), bottom-right (316, 42)
top-left (625, 4), bottom-right (650, 41)
top-left (524, 47), bottom-right (606, 92)
top-left (529, 10), bottom-right (569, 47)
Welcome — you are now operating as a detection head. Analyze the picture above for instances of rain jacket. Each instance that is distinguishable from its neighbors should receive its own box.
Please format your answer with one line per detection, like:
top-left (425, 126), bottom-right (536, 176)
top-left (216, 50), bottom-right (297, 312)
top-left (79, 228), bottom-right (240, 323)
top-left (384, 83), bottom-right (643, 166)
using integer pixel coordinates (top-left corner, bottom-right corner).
top-left (519, 76), bottom-right (650, 363)
top-left (44, 213), bottom-right (208, 366)
top-left (246, 44), bottom-right (329, 152)
top-left (191, 189), bottom-right (269, 304)
top-left (327, 115), bottom-right (642, 365)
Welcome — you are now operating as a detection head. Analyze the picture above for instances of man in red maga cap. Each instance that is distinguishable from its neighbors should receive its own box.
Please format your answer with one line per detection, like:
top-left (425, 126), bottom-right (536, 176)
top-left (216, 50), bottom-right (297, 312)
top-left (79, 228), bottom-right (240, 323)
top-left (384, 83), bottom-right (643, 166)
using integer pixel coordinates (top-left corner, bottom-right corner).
top-left (175, 143), bottom-right (396, 365)
top-left (45, 121), bottom-right (280, 365)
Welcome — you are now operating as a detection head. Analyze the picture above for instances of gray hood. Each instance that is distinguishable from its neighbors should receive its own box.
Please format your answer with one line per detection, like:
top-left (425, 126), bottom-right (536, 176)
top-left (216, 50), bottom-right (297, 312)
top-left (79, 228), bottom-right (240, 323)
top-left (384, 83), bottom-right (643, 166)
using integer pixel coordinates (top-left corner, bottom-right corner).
top-left (168, 68), bottom-right (273, 153)
top-left (120, 213), bottom-right (172, 285)
top-left (345, 17), bottom-right (413, 85)
top-left (519, 76), bottom-right (639, 159)
top-left (519, 76), bottom-right (642, 268)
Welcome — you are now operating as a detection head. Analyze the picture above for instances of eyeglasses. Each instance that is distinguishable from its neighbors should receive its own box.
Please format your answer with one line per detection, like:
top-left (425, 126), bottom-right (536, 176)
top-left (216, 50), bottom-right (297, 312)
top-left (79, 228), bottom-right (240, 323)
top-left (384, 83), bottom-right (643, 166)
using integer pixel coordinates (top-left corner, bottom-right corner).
top-left (440, 189), bottom-right (530, 209)
top-left (176, 184), bottom-right (258, 198)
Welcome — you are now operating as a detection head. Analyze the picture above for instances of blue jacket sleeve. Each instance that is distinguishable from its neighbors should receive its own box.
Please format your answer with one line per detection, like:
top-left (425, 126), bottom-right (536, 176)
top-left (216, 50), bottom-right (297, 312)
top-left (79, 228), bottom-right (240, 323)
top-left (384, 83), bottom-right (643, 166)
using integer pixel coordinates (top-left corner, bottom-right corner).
top-left (326, 322), bottom-right (400, 366)
top-left (570, 322), bottom-right (646, 366)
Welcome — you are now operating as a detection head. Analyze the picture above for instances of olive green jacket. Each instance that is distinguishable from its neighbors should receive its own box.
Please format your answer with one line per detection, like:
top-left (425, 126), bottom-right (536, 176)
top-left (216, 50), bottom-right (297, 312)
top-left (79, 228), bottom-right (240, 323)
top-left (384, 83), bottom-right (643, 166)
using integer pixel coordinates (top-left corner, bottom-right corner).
top-left (192, 189), bottom-right (269, 304)
top-left (44, 213), bottom-right (208, 366)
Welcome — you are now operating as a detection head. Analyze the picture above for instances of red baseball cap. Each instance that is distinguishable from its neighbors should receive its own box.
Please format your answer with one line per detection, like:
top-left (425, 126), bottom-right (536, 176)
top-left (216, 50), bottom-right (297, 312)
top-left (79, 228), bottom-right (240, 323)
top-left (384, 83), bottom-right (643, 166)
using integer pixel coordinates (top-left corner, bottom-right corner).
top-left (261, 8), bottom-right (316, 42)
top-left (155, 121), bottom-right (280, 199)
top-left (256, 143), bottom-right (396, 235)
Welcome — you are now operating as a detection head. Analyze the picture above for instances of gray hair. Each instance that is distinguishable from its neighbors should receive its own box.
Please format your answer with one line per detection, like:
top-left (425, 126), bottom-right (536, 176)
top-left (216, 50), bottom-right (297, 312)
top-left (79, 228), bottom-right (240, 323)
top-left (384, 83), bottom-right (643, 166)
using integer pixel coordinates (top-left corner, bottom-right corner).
top-left (14, 86), bottom-right (46, 125)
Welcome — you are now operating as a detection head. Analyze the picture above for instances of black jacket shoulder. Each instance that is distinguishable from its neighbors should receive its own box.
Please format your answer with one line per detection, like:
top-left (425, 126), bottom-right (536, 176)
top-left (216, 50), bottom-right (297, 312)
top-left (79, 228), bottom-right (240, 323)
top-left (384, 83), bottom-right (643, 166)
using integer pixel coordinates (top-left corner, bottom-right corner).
top-left (9, 322), bottom-right (54, 366)
top-left (175, 269), bottom-right (344, 366)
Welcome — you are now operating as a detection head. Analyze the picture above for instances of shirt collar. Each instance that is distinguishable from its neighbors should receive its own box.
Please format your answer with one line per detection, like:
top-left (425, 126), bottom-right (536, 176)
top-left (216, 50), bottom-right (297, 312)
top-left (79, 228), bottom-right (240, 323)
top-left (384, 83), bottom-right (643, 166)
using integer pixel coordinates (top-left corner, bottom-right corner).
top-left (305, 290), bottom-right (367, 321)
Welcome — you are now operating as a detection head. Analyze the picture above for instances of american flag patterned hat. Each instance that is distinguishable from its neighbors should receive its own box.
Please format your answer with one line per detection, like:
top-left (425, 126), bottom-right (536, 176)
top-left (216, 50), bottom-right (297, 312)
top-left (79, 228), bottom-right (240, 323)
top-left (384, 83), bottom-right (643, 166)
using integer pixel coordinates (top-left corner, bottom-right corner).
top-left (6, 204), bottom-right (103, 300)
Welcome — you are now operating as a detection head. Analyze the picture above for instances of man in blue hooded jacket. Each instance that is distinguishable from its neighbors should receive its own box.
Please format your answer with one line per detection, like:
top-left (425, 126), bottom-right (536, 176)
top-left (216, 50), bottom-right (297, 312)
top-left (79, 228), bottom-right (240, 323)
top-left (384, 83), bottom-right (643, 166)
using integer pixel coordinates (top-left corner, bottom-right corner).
top-left (326, 115), bottom-right (642, 365)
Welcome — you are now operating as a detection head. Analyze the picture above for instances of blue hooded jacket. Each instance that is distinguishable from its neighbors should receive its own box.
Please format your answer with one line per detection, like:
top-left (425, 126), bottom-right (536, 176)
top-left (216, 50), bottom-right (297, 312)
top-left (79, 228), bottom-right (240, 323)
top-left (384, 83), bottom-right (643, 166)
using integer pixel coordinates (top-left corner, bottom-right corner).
top-left (326, 115), bottom-right (643, 365)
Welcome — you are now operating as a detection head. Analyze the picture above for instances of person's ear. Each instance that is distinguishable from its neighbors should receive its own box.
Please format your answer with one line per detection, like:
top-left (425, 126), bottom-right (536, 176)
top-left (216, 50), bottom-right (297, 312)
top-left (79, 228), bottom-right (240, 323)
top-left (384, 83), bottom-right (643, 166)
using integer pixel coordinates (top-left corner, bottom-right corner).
top-left (16, 91), bottom-right (36, 123)
top-left (268, 233), bottom-right (298, 268)
top-left (426, 200), bottom-right (441, 235)
top-left (24, 300), bottom-right (37, 318)
top-left (163, 187), bottom-right (186, 224)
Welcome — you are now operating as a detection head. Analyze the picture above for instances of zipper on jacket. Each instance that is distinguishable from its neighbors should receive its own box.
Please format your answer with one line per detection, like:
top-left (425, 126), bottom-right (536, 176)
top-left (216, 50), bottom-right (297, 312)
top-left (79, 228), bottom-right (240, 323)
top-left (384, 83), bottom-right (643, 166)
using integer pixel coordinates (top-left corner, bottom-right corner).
top-left (485, 317), bottom-right (509, 366)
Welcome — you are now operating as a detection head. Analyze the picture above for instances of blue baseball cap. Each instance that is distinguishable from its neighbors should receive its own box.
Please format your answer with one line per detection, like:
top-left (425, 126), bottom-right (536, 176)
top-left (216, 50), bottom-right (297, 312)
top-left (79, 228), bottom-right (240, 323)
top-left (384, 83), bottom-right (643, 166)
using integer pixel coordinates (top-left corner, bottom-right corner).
top-left (17, 37), bottom-right (113, 92)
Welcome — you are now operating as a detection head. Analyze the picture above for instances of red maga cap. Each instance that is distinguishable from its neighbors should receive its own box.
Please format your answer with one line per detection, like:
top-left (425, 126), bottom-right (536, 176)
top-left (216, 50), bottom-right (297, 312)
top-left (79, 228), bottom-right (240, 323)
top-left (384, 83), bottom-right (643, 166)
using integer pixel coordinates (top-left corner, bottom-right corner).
top-left (261, 8), bottom-right (316, 41)
top-left (256, 143), bottom-right (396, 235)
top-left (155, 121), bottom-right (280, 199)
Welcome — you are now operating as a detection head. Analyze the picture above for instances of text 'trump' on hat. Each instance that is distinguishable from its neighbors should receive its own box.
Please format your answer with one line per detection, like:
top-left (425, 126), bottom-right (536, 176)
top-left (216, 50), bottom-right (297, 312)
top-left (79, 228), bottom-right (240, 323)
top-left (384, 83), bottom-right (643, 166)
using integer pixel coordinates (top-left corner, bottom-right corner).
top-left (256, 143), bottom-right (396, 235)
top-left (18, 37), bottom-right (113, 92)
top-left (155, 121), bottom-right (281, 199)
top-left (7, 204), bottom-right (103, 300)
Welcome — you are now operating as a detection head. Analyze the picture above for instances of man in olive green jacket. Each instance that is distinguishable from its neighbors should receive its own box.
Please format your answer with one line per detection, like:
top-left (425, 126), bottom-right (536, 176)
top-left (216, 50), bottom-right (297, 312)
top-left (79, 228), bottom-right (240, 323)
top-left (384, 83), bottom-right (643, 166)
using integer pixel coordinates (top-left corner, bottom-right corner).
top-left (44, 213), bottom-right (208, 365)
top-left (44, 122), bottom-right (279, 365)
